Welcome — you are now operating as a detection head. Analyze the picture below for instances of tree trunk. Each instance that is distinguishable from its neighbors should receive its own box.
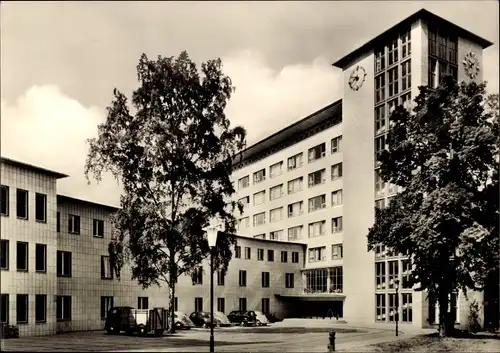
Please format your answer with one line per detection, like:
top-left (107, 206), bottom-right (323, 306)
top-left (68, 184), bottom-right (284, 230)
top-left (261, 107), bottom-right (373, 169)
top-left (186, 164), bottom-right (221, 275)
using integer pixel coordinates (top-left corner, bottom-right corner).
top-left (438, 291), bottom-right (455, 337)
top-left (169, 260), bottom-right (177, 334)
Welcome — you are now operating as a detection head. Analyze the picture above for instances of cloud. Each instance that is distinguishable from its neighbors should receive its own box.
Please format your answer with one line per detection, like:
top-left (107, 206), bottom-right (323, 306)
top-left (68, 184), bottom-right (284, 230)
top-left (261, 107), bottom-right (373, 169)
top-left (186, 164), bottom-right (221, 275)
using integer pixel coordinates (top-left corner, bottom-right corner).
top-left (1, 52), bottom-right (341, 205)
top-left (0, 85), bottom-right (122, 206)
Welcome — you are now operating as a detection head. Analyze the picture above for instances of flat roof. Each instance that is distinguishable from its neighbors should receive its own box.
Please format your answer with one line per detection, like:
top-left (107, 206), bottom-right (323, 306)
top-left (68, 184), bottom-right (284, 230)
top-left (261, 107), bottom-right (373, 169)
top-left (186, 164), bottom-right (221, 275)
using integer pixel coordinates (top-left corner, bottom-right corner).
top-left (57, 194), bottom-right (120, 211)
top-left (333, 8), bottom-right (494, 69)
top-left (219, 232), bottom-right (306, 248)
top-left (233, 99), bottom-right (342, 166)
top-left (1, 157), bottom-right (69, 179)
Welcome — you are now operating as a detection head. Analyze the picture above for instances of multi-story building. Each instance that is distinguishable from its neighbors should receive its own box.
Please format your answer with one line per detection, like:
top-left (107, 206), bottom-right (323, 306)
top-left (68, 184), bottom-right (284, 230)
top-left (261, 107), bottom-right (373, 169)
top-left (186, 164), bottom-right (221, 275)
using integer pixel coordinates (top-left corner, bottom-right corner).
top-left (0, 8), bottom-right (496, 337)
top-left (231, 8), bottom-right (494, 329)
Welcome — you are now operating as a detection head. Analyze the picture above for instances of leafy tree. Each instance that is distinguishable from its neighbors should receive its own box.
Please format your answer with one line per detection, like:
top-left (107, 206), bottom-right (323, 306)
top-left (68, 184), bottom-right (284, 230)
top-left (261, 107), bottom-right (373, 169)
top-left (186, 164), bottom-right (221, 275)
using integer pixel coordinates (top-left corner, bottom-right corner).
top-left (85, 51), bottom-right (247, 333)
top-left (367, 76), bottom-right (499, 337)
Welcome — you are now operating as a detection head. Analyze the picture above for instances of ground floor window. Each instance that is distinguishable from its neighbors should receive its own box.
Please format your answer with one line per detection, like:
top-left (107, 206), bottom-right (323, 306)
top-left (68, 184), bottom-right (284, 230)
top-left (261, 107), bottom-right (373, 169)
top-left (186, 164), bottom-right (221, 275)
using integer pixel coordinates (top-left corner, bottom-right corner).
top-left (35, 294), bottom-right (46, 323)
top-left (137, 297), bottom-right (148, 310)
top-left (16, 294), bottom-right (28, 323)
top-left (261, 298), bottom-right (270, 314)
top-left (376, 294), bottom-right (386, 321)
top-left (217, 298), bottom-right (225, 313)
top-left (402, 293), bottom-right (412, 322)
top-left (195, 297), bottom-right (203, 312)
top-left (101, 296), bottom-right (113, 319)
top-left (239, 298), bottom-right (247, 312)
top-left (1, 294), bottom-right (9, 323)
top-left (388, 293), bottom-right (398, 322)
top-left (428, 291), bottom-right (459, 324)
top-left (56, 296), bottom-right (72, 321)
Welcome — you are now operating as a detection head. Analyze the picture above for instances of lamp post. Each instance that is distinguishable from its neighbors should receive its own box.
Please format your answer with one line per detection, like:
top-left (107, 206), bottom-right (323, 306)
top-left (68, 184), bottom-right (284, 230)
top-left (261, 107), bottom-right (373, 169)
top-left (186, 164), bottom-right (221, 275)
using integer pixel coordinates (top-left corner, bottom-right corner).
top-left (204, 226), bottom-right (219, 353)
top-left (395, 279), bottom-right (400, 337)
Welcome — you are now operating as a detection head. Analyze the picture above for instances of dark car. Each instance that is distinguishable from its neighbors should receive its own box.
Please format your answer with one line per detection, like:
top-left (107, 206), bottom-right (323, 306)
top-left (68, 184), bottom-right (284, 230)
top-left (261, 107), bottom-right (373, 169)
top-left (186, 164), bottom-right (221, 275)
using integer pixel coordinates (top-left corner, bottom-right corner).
top-left (189, 311), bottom-right (228, 328)
top-left (265, 312), bottom-right (283, 323)
top-left (104, 306), bottom-right (166, 336)
top-left (227, 310), bottom-right (256, 326)
top-left (0, 323), bottom-right (19, 339)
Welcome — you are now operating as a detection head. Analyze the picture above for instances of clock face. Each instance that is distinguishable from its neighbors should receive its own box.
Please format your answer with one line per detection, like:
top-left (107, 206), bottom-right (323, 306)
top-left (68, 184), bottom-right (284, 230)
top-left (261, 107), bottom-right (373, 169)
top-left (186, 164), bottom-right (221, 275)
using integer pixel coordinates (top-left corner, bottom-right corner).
top-left (462, 52), bottom-right (480, 79)
top-left (348, 65), bottom-right (367, 91)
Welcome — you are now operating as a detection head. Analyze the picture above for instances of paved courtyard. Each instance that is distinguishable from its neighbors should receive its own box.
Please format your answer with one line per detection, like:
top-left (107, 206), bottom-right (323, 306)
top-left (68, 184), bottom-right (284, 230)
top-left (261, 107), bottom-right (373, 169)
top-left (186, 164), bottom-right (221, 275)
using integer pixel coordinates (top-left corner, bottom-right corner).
top-left (1, 319), bottom-right (427, 352)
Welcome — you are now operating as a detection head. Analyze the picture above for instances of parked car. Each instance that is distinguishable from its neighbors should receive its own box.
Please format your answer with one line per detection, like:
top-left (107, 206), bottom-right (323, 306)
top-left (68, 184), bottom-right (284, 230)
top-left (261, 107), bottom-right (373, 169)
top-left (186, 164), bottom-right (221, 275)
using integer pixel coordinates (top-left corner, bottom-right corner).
top-left (251, 311), bottom-right (270, 326)
top-left (104, 306), bottom-right (166, 336)
top-left (213, 311), bottom-right (233, 327)
top-left (0, 323), bottom-right (19, 339)
top-left (173, 311), bottom-right (195, 330)
top-left (265, 312), bottom-right (283, 323)
top-left (189, 311), bottom-right (226, 328)
top-left (227, 310), bottom-right (256, 326)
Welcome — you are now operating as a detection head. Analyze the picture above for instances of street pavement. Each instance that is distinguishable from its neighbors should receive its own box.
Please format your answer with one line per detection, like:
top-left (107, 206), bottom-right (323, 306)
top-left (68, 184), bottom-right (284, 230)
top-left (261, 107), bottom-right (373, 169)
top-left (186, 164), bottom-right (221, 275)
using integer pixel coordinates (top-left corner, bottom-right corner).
top-left (1, 319), bottom-right (430, 352)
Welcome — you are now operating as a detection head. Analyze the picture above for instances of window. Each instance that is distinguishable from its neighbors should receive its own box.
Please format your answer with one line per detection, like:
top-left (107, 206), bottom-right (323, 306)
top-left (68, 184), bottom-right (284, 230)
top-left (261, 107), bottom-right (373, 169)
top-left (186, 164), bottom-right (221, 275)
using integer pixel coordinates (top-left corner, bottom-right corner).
top-left (388, 98), bottom-right (398, 115)
top-left (447, 37), bottom-right (457, 65)
top-left (402, 293), bottom-right (412, 322)
top-left (332, 217), bottom-right (343, 233)
top-left (238, 217), bottom-right (249, 230)
top-left (375, 199), bottom-right (386, 210)
top-left (217, 298), bottom-right (225, 313)
top-left (331, 190), bottom-right (343, 207)
top-left (1, 240), bottom-right (8, 269)
top-left (238, 176), bottom-right (249, 190)
top-left (244, 247), bottom-right (251, 259)
top-left (280, 251), bottom-right (288, 263)
top-left (16, 294), bottom-right (28, 323)
top-left (195, 297), bottom-right (203, 312)
top-left (100, 296), bottom-right (113, 319)
top-left (68, 214), bottom-right (80, 234)
top-left (1, 185), bottom-right (8, 216)
top-left (428, 58), bottom-right (438, 88)
top-left (288, 226), bottom-right (303, 241)
top-left (101, 256), bottom-right (113, 279)
top-left (375, 170), bottom-right (386, 197)
top-left (401, 92), bottom-right (412, 111)
top-left (304, 268), bottom-right (328, 293)
top-left (388, 260), bottom-right (399, 289)
top-left (388, 38), bottom-right (398, 66)
top-left (308, 246), bottom-right (326, 262)
top-left (375, 105), bottom-right (386, 135)
top-left (268, 208), bottom-right (283, 224)
top-left (16, 189), bottom-right (28, 219)
top-left (267, 249), bottom-right (274, 262)
top-left (253, 191), bottom-right (266, 206)
top-left (261, 298), bottom-right (270, 314)
top-left (331, 136), bottom-right (342, 153)
top-left (253, 233), bottom-right (266, 240)
top-left (329, 267), bottom-right (343, 293)
top-left (57, 212), bottom-right (60, 232)
top-left (388, 66), bottom-right (398, 97)
top-left (253, 169), bottom-right (266, 184)
top-left (401, 60), bottom-right (411, 91)
top-left (375, 244), bottom-right (386, 259)
top-left (261, 272), bottom-right (270, 287)
top-left (93, 219), bottom-right (104, 237)
top-left (1, 294), bottom-right (8, 323)
top-left (57, 251), bottom-right (72, 277)
top-left (235, 246), bottom-right (241, 258)
top-left (35, 294), bottom-right (46, 323)
top-left (287, 201), bottom-right (303, 218)
top-left (174, 297), bottom-right (178, 311)
top-left (331, 244), bottom-right (343, 260)
top-left (429, 29), bottom-right (437, 56)
top-left (376, 262), bottom-right (386, 290)
top-left (287, 177), bottom-right (303, 195)
top-left (401, 30), bottom-right (411, 59)
top-left (138, 297), bottom-right (149, 310)
top-left (308, 169), bottom-right (326, 187)
top-left (375, 47), bottom-right (385, 73)
top-left (308, 143), bottom-right (326, 163)
top-left (217, 269), bottom-right (225, 286)
top-left (308, 220), bottom-right (326, 238)
top-left (35, 193), bottom-right (47, 222)
top-left (35, 244), bottom-right (46, 272)
top-left (375, 74), bottom-right (386, 104)
top-left (285, 273), bottom-right (294, 288)
top-left (269, 230), bottom-right (283, 240)
top-left (331, 163), bottom-right (343, 180)
top-left (192, 266), bottom-right (203, 285)
top-left (287, 153), bottom-right (303, 170)
top-left (257, 249), bottom-right (264, 261)
top-left (269, 184), bottom-right (284, 200)
top-left (239, 298), bottom-right (247, 312)
top-left (269, 161), bottom-right (283, 178)
top-left (375, 135), bottom-right (387, 164)
top-left (239, 270), bottom-right (247, 286)
top-left (388, 183), bottom-right (398, 195)
top-left (292, 252), bottom-right (299, 263)
top-left (376, 294), bottom-right (386, 321)
top-left (308, 194), bottom-right (326, 212)
top-left (253, 212), bottom-right (266, 227)
top-left (402, 260), bottom-right (412, 289)
top-left (238, 196), bottom-right (250, 209)
top-left (388, 293), bottom-right (398, 322)
top-left (17, 242), bottom-right (28, 271)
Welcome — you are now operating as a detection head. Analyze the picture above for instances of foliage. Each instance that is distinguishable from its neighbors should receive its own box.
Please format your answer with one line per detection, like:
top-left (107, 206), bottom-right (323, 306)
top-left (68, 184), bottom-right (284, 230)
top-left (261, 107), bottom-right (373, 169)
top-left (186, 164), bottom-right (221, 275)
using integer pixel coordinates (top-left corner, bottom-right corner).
top-left (367, 76), bottom-right (499, 337)
top-left (468, 300), bottom-right (481, 334)
top-left (85, 51), bottom-right (247, 332)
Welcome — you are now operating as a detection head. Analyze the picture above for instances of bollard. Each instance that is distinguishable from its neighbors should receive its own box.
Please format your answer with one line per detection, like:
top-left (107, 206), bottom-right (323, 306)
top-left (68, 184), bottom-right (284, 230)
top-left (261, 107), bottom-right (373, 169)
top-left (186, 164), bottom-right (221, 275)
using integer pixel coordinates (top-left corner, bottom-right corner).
top-left (327, 330), bottom-right (336, 352)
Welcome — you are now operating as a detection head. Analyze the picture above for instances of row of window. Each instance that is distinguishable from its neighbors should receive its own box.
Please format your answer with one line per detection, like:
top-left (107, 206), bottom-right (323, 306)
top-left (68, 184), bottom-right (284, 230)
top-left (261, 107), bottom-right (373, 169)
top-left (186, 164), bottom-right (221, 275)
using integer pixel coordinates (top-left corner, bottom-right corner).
top-left (375, 29), bottom-right (411, 73)
top-left (237, 137), bottom-right (342, 189)
top-left (191, 267), bottom-right (296, 289)
top-left (375, 259), bottom-right (412, 291)
top-left (233, 246), bottom-right (300, 263)
top-left (308, 244), bottom-right (343, 263)
top-left (427, 28), bottom-right (459, 89)
top-left (0, 294), bottom-right (149, 324)
top-left (0, 240), bottom-right (113, 279)
top-left (375, 293), bottom-right (413, 323)
top-left (303, 267), bottom-right (343, 294)
top-left (57, 212), bottom-right (104, 237)
top-left (374, 60), bottom-right (412, 107)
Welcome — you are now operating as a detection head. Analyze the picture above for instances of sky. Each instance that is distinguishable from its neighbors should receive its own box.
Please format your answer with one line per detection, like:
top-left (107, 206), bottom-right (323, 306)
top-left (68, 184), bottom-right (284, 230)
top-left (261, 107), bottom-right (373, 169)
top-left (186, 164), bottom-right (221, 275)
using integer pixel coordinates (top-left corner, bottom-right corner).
top-left (1, 1), bottom-right (499, 207)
